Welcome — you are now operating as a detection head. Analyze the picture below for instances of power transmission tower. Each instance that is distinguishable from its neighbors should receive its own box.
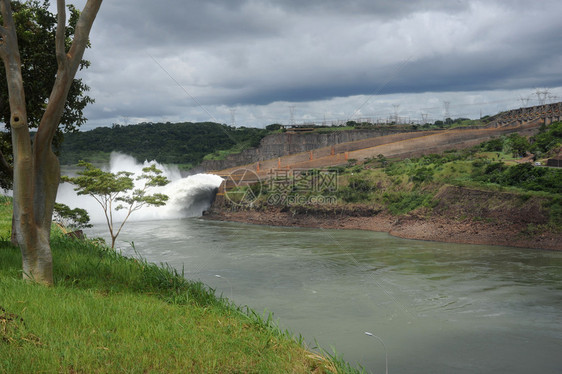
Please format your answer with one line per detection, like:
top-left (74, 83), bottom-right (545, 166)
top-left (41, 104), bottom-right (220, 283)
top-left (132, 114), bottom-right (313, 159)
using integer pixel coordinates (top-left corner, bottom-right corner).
top-left (392, 104), bottom-right (400, 123)
top-left (289, 105), bottom-right (296, 126)
top-left (536, 88), bottom-right (550, 105)
top-left (230, 108), bottom-right (237, 126)
top-left (443, 101), bottom-right (450, 122)
top-left (421, 112), bottom-right (428, 124)
top-left (519, 95), bottom-right (530, 107)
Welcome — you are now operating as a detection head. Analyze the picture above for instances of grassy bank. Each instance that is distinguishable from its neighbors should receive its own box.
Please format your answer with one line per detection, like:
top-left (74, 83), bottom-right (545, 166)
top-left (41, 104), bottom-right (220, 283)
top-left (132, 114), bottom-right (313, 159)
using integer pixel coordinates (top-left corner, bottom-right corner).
top-left (0, 205), bottom-right (360, 373)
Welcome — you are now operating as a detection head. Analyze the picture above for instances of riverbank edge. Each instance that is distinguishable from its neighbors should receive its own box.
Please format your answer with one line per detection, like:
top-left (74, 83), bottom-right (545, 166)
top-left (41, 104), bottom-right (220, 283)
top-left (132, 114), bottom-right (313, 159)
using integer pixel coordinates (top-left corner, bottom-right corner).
top-left (203, 198), bottom-right (562, 251)
top-left (0, 238), bottom-right (353, 373)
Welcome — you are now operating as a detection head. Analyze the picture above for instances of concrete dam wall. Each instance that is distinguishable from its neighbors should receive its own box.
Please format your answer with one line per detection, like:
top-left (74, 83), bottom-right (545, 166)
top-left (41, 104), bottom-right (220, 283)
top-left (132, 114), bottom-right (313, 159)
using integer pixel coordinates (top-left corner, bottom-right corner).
top-left (198, 128), bottom-right (416, 171)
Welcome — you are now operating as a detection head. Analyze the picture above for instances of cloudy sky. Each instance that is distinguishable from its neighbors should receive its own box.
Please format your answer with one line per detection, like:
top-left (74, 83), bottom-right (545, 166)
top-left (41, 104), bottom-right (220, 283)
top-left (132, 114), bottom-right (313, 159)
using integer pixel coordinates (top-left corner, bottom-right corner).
top-left (65, 0), bottom-right (562, 129)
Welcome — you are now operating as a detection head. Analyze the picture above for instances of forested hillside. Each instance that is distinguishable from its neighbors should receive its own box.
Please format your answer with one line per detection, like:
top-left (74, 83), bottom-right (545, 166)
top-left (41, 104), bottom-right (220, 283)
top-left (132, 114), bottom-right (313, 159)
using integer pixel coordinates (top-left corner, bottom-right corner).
top-left (57, 122), bottom-right (268, 168)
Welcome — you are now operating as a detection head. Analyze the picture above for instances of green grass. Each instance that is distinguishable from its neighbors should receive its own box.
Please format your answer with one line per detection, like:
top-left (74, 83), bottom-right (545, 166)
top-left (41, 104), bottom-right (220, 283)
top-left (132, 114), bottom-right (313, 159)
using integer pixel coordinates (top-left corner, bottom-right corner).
top-left (0, 196), bottom-right (12, 238)
top-left (0, 203), bottom-right (361, 373)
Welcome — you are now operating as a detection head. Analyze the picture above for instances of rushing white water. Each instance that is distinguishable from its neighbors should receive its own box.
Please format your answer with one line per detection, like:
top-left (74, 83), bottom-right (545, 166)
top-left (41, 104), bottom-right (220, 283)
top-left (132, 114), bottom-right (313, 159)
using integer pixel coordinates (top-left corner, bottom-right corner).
top-left (57, 152), bottom-right (223, 224)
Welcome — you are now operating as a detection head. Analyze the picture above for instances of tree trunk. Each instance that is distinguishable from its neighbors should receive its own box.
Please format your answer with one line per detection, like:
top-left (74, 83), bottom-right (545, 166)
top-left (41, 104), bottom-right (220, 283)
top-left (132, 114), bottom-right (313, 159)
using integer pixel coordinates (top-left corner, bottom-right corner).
top-left (0, 0), bottom-right (102, 285)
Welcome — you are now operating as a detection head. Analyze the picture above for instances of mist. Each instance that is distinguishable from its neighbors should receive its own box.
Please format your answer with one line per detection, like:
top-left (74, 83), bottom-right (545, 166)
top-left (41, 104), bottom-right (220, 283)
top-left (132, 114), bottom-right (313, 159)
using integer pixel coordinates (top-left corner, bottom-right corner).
top-left (57, 152), bottom-right (223, 224)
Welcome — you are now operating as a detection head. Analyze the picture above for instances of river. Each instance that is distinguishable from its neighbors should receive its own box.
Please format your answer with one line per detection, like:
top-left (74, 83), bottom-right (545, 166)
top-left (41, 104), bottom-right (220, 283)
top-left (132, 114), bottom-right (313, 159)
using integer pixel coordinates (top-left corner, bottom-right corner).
top-left (83, 218), bottom-right (562, 374)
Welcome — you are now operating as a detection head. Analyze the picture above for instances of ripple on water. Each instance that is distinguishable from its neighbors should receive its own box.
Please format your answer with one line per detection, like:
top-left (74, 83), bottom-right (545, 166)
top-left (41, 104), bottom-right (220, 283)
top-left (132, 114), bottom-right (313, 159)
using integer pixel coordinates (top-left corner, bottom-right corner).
top-left (84, 220), bottom-right (562, 374)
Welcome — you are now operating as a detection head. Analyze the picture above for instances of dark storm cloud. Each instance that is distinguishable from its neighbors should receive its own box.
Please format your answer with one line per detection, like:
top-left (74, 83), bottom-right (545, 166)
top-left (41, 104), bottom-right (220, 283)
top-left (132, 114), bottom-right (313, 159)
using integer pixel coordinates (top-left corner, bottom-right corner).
top-left (94, 0), bottom-right (281, 49)
top-left (71, 0), bottom-right (562, 127)
top-left (93, 0), bottom-right (471, 50)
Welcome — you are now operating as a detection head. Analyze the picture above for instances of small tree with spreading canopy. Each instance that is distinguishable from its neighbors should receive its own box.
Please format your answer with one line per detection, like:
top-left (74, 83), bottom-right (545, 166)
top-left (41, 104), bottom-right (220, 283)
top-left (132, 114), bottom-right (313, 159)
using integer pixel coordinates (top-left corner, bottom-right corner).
top-left (62, 161), bottom-right (170, 249)
top-left (53, 202), bottom-right (92, 230)
top-left (0, 0), bottom-right (102, 285)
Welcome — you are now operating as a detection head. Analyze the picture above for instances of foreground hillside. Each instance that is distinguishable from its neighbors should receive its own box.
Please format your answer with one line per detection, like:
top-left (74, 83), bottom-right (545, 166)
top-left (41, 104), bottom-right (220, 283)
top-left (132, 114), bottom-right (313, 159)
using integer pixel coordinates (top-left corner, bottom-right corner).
top-left (0, 201), bottom-right (358, 373)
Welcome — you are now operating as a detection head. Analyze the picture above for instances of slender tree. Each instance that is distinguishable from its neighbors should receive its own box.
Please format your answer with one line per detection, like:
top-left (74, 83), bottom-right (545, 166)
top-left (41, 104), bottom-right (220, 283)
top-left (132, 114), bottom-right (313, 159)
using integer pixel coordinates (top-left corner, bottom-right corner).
top-left (63, 162), bottom-right (169, 249)
top-left (0, 0), bottom-right (102, 285)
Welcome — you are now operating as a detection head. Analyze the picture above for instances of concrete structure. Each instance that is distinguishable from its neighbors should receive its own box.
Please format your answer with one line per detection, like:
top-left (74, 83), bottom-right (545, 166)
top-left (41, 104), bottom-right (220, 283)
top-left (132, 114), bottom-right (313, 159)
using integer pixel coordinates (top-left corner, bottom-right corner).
top-left (488, 102), bottom-right (562, 127)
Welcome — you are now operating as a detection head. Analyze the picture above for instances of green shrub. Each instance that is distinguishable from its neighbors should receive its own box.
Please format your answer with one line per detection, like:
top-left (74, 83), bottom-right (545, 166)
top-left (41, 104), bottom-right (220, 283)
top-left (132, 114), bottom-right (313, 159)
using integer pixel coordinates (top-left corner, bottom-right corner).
top-left (474, 162), bottom-right (562, 194)
top-left (347, 175), bottom-right (374, 193)
top-left (410, 166), bottom-right (434, 183)
top-left (506, 133), bottom-right (530, 157)
top-left (383, 192), bottom-right (434, 215)
top-left (530, 121), bottom-right (562, 154)
top-left (339, 175), bottom-right (375, 203)
top-left (481, 137), bottom-right (504, 152)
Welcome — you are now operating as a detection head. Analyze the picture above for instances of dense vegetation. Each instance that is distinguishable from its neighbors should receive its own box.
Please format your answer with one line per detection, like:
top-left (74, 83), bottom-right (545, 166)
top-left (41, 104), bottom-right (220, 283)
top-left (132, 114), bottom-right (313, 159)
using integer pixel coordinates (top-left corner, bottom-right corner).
top-left (0, 198), bottom-right (360, 373)
top-left (357, 123), bottom-right (560, 223)
top-left (57, 122), bottom-right (269, 168)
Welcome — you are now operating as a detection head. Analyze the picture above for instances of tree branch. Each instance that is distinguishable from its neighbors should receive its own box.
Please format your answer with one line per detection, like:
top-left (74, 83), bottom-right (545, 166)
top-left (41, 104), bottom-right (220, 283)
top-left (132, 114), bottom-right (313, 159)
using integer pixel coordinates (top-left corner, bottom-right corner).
top-left (67, 0), bottom-right (102, 73)
top-left (0, 0), bottom-right (10, 22)
top-left (0, 1), bottom-right (15, 61)
top-left (55, 0), bottom-right (66, 68)
top-left (0, 0), bottom-right (28, 128)
top-left (35, 0), bottom-right (102, 148)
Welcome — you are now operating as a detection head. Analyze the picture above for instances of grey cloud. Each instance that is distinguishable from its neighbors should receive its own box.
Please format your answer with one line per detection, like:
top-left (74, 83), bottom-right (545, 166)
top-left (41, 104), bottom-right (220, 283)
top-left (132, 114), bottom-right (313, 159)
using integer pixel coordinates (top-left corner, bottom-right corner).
top-left (262, 0), bottom-right (470, 16)
top-left (71, 0), bottom-right (562, 128)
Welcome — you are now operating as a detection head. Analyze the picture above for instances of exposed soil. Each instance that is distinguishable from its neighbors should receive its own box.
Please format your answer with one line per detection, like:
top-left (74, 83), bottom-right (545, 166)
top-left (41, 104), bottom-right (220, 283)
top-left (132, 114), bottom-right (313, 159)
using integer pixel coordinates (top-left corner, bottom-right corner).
top-left (204, 186), bottom-right (561, 251)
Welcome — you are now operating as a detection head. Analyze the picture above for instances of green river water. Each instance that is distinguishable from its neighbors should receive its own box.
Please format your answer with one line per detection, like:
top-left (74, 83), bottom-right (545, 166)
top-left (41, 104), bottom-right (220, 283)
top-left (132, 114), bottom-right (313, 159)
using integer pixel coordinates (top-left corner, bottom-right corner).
top-left (85, 218), bottom-right (562, 373)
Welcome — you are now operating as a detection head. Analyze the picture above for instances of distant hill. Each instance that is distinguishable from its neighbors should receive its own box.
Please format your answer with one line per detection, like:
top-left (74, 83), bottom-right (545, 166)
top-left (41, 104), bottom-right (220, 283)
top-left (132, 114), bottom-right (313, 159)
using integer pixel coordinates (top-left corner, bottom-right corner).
top-left (57, 122), bottom-right (268, 168)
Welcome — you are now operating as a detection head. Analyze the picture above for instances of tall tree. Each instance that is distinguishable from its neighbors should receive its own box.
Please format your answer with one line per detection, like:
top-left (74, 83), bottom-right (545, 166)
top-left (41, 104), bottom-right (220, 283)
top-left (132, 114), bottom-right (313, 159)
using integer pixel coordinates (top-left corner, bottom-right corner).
top-left (0, 0), bottom-right (102, 285)
top-left (0, 0), bottom-right (93, 189)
